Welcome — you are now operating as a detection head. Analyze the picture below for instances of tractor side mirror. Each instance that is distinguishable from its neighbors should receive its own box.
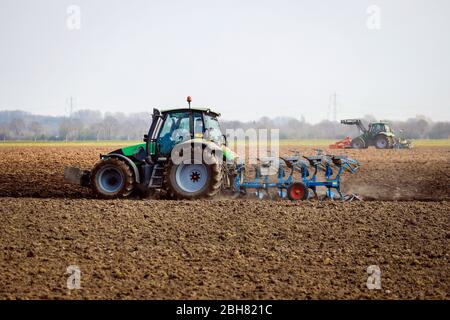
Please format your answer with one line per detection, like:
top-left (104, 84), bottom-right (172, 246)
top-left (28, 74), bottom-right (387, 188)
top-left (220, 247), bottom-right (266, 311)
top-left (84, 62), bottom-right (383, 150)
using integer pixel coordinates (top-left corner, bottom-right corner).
top-left (143, 134), bottom-right (148, 142)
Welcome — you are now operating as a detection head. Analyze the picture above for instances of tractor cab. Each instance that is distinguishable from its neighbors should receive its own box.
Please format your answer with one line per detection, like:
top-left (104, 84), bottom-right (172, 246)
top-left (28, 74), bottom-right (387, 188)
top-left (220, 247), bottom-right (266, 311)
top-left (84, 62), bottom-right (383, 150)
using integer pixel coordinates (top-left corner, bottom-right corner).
top-left (368, 122), bottom-right (392, 135)
top-left (143, 97), bottom-right (227, 163)
top-left (153, 107), bottom-right (224, 156)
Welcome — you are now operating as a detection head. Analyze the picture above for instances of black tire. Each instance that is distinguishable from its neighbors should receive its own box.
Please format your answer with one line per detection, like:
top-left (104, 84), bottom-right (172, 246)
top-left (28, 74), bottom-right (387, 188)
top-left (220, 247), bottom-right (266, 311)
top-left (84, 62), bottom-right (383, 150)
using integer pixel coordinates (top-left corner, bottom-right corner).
top-left (350, 137), bottom-right (365, 149)
top-left (287, 182), bottom-right (309, 201)
top-left (374, 135), bottom-right (391, 149)
top-left (167, 144), bottom-right (222, 199)
top-left (90, 158), bottom-right (134, 199)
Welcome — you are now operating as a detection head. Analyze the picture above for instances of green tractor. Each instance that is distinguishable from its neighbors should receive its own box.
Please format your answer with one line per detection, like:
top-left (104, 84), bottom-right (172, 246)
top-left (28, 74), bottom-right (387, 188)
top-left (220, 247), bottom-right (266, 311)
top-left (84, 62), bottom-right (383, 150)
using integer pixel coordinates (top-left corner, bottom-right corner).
top-left (341, 119), bottom-right (412, 149)
top-left (64, 97), bottom-right (239, 199)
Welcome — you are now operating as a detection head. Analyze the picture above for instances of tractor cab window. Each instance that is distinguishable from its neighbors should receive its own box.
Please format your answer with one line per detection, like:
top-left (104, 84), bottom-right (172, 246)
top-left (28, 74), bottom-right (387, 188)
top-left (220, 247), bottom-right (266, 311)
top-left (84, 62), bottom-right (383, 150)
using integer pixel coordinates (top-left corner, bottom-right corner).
top-left (203, 114), bottom-right (223, 143)
top-left (370, 124), bottom-right (383, 133)
top-left (157, 112), bottom-right (191, 155)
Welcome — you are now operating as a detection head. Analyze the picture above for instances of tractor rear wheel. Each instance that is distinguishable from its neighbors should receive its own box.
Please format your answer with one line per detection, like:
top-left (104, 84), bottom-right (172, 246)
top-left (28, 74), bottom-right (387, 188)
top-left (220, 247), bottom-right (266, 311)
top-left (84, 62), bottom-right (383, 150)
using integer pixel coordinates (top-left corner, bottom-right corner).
top-left (167, 146), bottom-right (222, 199)
top-left (375, 135), bottom-right (391, 149)
top-left (90, 158), bottom-right (135, 199)
top-left (350, 137), bottom-right (365, 149)
top-left (287, 182), bottom-right (309, 201)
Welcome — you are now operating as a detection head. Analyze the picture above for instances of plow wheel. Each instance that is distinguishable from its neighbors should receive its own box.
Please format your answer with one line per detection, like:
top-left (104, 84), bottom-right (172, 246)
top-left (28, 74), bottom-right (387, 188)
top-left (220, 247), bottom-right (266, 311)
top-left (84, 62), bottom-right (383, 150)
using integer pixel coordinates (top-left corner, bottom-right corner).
top-left (167, 145), bottom-right (222, 200)
top-left (287, 182), bottom-right (309, 201)
top-left (90, 158), bottom-right (135, 199)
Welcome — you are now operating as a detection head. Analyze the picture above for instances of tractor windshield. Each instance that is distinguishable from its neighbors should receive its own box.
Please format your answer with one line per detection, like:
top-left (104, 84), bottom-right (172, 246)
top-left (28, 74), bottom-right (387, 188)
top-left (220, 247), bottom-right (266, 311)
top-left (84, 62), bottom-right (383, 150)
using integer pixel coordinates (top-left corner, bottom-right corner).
top-left (384, 124), bottom-right (392, 132)
top-left (203, 114), bottom-right (223, 143)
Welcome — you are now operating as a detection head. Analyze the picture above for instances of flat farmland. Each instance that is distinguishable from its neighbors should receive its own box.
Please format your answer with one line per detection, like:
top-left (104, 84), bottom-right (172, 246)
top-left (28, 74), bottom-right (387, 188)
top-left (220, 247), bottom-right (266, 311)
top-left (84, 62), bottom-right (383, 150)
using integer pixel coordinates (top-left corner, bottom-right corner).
top-left (0, 143), bottom-right (449, 299)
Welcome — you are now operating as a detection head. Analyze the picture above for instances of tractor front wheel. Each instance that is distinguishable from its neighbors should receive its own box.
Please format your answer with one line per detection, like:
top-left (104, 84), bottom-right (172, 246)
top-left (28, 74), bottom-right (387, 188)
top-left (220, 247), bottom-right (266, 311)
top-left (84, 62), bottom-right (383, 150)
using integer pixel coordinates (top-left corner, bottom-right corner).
top-left (350, 137), bottom-right (365, 149)
top-left (90, 158), bottom-right (135, 199)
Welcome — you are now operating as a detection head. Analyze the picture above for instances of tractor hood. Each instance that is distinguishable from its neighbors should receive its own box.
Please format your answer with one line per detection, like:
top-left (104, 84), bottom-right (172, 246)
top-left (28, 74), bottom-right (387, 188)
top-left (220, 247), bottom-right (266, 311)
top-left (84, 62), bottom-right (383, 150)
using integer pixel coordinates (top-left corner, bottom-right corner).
top-left (109, 143), bottom-right (146, 157)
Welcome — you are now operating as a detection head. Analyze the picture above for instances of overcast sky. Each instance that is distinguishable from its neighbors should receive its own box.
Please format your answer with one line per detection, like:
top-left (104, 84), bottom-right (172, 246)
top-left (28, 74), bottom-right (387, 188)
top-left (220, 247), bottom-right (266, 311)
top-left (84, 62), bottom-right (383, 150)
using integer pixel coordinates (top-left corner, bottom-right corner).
top-left (0, 0), bottom-right (449, 123)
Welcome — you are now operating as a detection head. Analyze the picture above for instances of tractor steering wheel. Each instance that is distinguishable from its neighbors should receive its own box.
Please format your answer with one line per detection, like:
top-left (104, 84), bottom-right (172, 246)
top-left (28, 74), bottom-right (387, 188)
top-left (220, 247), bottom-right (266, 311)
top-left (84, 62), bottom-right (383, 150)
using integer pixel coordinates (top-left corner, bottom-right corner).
top-left (171, 128), bottom-right (190, 142)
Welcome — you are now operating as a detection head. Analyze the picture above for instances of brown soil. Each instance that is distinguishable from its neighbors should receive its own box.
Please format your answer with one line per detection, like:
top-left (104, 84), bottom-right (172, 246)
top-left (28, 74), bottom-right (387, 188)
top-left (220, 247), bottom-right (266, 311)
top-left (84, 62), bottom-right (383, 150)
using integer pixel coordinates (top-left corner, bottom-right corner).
top-left (0, 145), bottom-right (449, 299)
top-left (0, 146), bottom-right (448, 200)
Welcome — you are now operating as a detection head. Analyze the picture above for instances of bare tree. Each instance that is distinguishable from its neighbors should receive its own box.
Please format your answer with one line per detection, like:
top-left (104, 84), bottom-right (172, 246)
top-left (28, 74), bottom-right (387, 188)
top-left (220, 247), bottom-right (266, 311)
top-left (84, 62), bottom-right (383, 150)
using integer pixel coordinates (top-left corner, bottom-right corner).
top-left (8, 118), bottom-right (26, 138)
top-left (101, 116), bottom-right (119, 140)
top-left (28, 121), bottom-right (44, 141)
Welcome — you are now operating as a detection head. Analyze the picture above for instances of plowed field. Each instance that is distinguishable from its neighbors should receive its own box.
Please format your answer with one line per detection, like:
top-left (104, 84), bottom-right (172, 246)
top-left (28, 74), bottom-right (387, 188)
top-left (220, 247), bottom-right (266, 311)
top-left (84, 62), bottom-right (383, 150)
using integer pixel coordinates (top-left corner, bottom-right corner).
top-left (0, 144), bottom-right (449, 299)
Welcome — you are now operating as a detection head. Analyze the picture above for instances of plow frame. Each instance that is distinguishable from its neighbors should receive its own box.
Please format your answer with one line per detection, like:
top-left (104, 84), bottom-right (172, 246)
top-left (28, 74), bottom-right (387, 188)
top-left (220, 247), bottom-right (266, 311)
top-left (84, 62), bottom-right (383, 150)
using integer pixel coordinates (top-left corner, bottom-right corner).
top-left (232, 152), bottom-right (361, 201)
top-left (233, 161), bottom-right (294, 199)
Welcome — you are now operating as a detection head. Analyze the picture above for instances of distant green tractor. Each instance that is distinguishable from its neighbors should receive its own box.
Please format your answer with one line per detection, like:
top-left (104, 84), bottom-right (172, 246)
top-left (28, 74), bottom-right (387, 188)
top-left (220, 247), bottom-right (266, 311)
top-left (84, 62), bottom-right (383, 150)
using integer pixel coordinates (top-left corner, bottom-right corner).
top-left (341, 119), bottom-right (412, 149)
top-left (65, 97), bottom-right (239, 199)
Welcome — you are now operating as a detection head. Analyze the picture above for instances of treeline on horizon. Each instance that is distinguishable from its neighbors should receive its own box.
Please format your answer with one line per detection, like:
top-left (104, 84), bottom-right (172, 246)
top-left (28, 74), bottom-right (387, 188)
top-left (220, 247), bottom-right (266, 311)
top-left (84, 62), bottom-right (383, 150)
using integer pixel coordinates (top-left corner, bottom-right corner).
top-left (0, 109), bottom-right (449, 141)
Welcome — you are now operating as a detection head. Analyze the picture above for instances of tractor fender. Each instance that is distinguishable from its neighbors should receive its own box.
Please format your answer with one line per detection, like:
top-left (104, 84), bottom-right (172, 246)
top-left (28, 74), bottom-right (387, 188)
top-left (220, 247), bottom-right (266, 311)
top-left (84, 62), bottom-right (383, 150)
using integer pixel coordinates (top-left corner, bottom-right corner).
top-left (374, 133), bottom-right (395, 143)
top-left (376, 132), bottom-right (395, 138)
top-left (201, 140), bottom-right (241, 164)
top-left (171, 139), bottom-right (224, 161)
top-left (101, 153), bottom-right (141, 183)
